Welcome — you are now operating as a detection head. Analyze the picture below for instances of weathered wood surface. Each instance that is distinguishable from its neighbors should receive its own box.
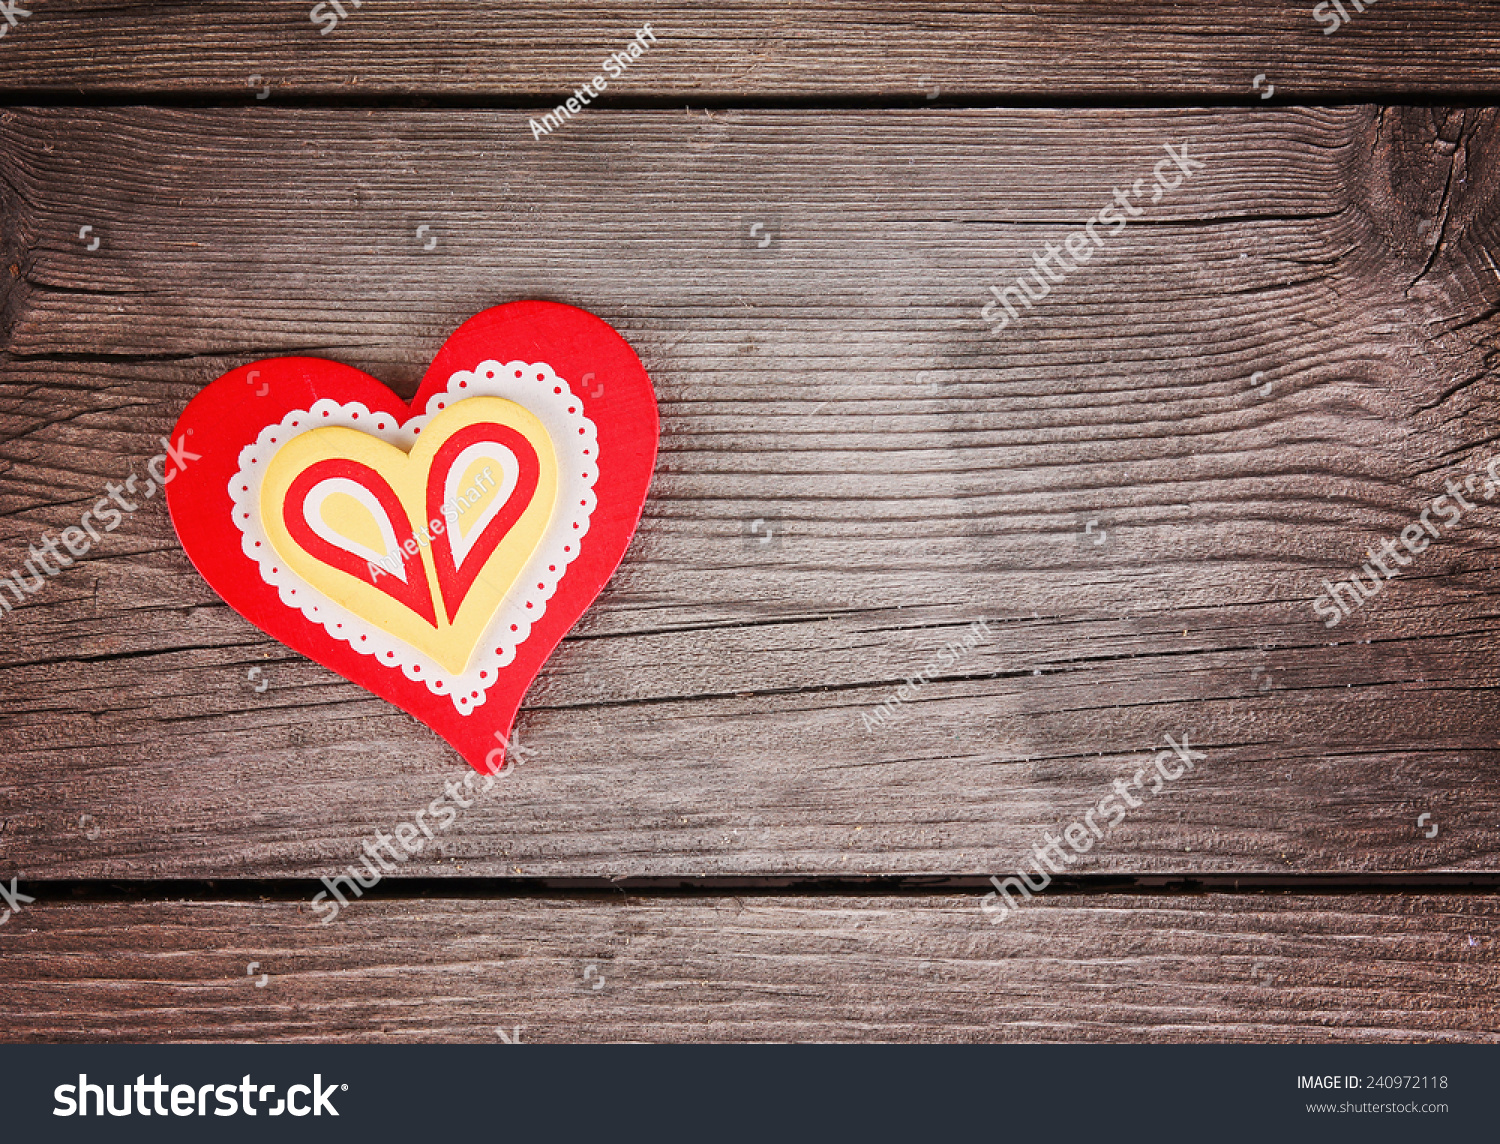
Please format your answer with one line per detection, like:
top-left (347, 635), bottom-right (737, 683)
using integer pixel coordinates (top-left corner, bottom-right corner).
top-left (1, 2), bottom-right (1500, 100)
top-left (3, 106), bottom-right (1500, 878)
top-left (2, 893), bottom-right (1495, 1042)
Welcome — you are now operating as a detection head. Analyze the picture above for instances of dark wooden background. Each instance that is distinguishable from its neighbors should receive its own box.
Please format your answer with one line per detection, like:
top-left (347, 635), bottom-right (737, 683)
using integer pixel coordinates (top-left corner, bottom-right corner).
top-left (1, 2), bottom-right (1497, 1041)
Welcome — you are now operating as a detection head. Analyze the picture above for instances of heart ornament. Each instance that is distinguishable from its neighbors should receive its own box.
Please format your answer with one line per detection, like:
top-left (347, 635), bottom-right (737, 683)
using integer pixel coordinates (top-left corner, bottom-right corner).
top-left (166, 302), bottom-right (659, 772)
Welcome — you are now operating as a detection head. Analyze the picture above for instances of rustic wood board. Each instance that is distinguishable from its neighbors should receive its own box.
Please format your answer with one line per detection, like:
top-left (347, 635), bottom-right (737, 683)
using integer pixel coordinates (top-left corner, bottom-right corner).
top-left (1, 2), bottom-right (1499, 100)
top-left (3, 106), bottom-right (1500, 878)
top-left (1, 892), bottom-right (1495, 1042)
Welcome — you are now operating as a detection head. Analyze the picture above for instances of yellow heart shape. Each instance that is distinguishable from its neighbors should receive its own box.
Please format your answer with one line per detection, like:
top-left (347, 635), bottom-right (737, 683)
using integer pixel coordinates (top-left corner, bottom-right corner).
top-left (259, 397), bottom-right (559, 675)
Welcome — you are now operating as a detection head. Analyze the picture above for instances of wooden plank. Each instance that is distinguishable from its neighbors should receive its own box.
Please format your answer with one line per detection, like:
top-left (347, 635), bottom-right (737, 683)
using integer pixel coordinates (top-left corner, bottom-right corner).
top-left (1, 893), bottom-right (1496, 1041)
top-left (3, 107), bottom-right (1500, 878)
top-left (1, 2), bottom-right (1499, 100)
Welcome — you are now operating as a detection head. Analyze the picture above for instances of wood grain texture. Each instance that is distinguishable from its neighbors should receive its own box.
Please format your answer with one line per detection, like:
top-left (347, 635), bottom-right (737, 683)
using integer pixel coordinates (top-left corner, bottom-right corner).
top-left (1, 2), bottom-right (1500, 100)
top-left (1, 893), bottom-right (1496, 1042)
top-left (3, 106), bottom-right (1500, 879)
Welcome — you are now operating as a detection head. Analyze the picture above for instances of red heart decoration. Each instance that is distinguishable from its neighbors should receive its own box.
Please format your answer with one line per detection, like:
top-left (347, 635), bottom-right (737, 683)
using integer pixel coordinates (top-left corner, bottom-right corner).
top-left (165, 301), bottom-right (659, 772)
